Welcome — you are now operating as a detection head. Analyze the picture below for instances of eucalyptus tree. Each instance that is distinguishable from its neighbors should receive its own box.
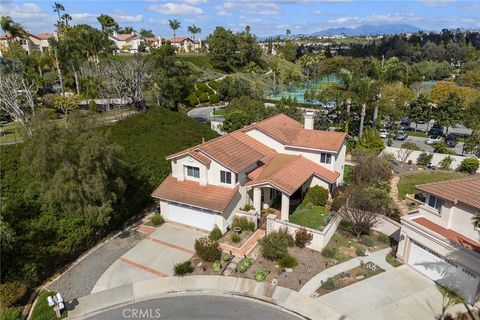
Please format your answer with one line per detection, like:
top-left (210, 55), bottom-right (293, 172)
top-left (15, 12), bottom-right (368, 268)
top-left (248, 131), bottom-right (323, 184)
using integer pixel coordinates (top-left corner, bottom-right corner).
top-left (169, 19), bottom-right (181, 38)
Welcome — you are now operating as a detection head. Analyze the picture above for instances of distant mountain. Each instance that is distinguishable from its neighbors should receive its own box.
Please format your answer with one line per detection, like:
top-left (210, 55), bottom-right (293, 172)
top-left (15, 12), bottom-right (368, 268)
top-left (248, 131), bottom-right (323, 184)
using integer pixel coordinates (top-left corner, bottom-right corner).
top-left (312, 24), bottom-right (421, 36)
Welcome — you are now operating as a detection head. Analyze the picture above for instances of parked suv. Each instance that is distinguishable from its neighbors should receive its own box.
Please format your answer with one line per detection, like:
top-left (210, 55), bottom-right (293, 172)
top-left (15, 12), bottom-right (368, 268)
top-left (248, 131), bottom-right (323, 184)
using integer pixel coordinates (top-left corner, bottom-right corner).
top-left (445, 133), bottom-right (458, 147)
top-left (429, 123), bottom-right (443, 136)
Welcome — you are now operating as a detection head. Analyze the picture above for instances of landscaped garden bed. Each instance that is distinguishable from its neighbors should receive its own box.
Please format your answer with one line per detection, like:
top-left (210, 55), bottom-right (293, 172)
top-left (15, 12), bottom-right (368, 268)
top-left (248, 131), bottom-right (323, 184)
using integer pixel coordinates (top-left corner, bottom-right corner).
top-left (315, 262), bottom-right (385, 296)
top-left (219, 230), bottom-right (253, 248)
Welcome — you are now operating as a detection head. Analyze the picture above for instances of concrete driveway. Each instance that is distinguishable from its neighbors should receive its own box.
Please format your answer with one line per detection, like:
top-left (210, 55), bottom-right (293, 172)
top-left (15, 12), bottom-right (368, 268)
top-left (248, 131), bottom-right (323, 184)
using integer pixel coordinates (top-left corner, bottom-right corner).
top-left (318, 265), bottom-right (468, 320)
top-left (91, 223), bottom-right (207, 293)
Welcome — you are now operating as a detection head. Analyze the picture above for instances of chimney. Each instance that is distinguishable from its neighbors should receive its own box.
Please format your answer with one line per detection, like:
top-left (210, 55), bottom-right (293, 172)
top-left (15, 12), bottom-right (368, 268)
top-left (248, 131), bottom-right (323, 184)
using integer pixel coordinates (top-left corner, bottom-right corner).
top-left (304, 110), bottom-right (314, 130)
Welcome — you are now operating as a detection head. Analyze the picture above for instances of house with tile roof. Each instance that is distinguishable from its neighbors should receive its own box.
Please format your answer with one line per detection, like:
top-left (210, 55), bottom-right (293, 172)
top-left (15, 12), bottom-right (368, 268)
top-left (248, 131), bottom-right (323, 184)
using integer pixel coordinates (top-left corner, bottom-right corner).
top-left (0, 32), bottom-right (54, 56)
top-left (108, 32), bottom-right (145, 54)
top-left (151, 111), bottom-right (346, 233)
top-left (397, 174), bottom-right (480, 303)
top-left (167, 37), bottom-right (206, 53)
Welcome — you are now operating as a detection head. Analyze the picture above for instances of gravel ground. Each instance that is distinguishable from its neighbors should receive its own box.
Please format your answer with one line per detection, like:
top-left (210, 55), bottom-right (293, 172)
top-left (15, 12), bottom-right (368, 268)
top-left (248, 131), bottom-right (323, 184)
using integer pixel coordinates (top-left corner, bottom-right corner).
top-left (47, 230), bottom-right (146, 301)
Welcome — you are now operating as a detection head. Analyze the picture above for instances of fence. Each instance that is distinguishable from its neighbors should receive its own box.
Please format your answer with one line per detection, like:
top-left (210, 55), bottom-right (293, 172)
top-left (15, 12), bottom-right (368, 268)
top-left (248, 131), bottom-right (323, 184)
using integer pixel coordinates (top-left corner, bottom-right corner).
top-left (382, 146), bottom-right (480, 172)
top-left (235, 209), bottom-right (260, 230)
top-left (266, 213), bottom-right (341, 252)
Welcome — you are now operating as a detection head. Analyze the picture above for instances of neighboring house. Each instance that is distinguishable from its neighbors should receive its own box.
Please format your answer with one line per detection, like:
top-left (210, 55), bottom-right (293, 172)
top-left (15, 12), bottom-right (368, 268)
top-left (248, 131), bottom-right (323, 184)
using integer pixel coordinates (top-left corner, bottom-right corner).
top-left (144, 36), bottom-right (163, 50)
top-left (397, 175), bottom-right (480, 304)
top-left (152, 112), bottom-right (347, 233)
top-left (0, 32), bottom-right (54, 56)
top-left (167, 37), bottom-right (195, 53)
top-left (109, 32), bottom-right (145, 54)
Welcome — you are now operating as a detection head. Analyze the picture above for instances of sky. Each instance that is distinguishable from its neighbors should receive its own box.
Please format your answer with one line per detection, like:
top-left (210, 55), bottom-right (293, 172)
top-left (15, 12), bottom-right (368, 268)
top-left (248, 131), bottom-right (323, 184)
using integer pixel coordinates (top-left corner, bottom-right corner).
top-left (1, 0), bottom-right (479, 37)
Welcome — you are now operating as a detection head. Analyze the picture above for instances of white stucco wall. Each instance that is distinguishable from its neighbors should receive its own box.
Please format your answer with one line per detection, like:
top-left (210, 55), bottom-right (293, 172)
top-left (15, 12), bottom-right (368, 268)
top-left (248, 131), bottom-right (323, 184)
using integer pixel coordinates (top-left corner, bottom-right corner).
top-left (335, 142), bottom-right (347, 183)
top-left (206, 159), bottom-right (236, 188)
top-left (171, 156), bottom-right (207, 185)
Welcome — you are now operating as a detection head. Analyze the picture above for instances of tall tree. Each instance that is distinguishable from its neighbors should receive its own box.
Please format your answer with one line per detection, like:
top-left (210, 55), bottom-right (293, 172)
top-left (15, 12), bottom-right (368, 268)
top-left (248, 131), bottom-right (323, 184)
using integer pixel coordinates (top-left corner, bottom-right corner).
top-left (0, 16), bottom-right (25, 54)
top-left (52, 2), bottom-right (65, 33)
top-left (408, 94), bottom-right (430, 131)
top-left (97, 14), bottom-right (119, 33)
top-left (62, 13), bottom-right (72, 26)
top-left (169, 19), bottom-right (181, 38)
top-left (187, 25), bottom-right (201, 40)
top-left (435, 92), bottom-right (464, 134)
top-left (351, 77), bottom-right (379, 138)
top-left (139, 28), bottom-right (155, 38)
top-left (123, 26), bottom-right (135, 34)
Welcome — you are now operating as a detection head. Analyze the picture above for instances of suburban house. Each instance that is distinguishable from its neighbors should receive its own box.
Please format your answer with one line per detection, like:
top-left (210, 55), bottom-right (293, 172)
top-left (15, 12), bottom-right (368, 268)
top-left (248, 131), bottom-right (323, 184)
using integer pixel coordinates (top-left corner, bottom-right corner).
top-left (144, 36), bottom-right (163, 50)
top-left (167, 37), bottom-right (196, 53)
top-left (0, 32), bottom-right (54, 56)
top-left (108, 32), bottom-right (145, 53)
top-left (397, 175), bottom-right (480, 304)
top-left (152, 112), bottom-right (347, 233)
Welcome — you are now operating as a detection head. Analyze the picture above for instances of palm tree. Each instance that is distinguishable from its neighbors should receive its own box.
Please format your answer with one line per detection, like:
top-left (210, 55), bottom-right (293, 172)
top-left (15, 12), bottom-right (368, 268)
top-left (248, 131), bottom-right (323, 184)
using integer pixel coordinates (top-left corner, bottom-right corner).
top-left (351, 77), bottom-right (379, 138)
top-left (1, 16), bottom-right (24, 54)
top-left (187, 24), bottom-right (201, 40)
top-left (169, 19), bottom-right (181, 38)
top-left (245, 25), bottom-right (251, 34)
top-left (52, 2), bottom-right (65, 33)
top-left (62, 13), bottom-right (72, 26)
top-left (97, 14), bottom-right (119, 33)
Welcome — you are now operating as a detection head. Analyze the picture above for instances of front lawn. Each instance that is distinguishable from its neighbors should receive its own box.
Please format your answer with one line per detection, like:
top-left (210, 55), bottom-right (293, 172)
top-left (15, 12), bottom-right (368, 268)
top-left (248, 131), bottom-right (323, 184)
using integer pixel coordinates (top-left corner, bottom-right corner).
top-left (30, 290), bottom-right (67, 320)
top-left (289, 206), bottom-right (328, 230)
top-left (343, 165), bottom-right (353, 184)
top-left (397, 171), bottom-right (466, 199)
top-left (212, 108), bottom-right (225, 116)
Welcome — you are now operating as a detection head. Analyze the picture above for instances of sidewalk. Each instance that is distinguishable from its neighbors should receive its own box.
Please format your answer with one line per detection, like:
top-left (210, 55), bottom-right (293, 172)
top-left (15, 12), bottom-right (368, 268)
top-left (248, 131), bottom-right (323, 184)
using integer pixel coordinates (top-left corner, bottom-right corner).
top-left (299, 248), bottom-right (393, 296)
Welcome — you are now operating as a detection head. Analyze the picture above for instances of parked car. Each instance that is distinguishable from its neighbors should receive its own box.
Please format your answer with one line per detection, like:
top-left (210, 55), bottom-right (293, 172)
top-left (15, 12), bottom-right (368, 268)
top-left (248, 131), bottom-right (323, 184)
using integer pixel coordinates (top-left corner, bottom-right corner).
top-left (445, 133), bottom-right (458, 147)
top-left (379, 129), bottom-right (388, 138)
top-left (429, 123), bottom-right (443, 136)
top-left (395, 130), bottom-right (408, 140)
top-left (401, 117), bottom-right (411, 128)
top-left (426, 135), bottom-right (443, 145)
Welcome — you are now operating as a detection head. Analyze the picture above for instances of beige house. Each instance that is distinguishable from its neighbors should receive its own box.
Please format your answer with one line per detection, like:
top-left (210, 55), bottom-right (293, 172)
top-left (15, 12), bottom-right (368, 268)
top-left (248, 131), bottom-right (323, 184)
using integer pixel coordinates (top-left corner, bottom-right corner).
top-left (0, 32), bottom-right (54, 56)
top-left (167, 37), bottom-right (203, 53)
top-left (152, 113), bottom-right (347, 233)
top-left (144, 36), bottom-right (163, 50)
top-left (108, 32), bottom-right (145, 54)
top-left (397, 175), bottom-right (480, 304)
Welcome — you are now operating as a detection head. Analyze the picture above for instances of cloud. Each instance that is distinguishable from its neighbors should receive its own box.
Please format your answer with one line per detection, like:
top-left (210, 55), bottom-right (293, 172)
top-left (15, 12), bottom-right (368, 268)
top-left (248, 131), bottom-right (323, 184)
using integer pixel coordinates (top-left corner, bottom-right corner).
top-left (71, 13), bottom-right (143, 24)
top-left (148, 3), bottom-right (203, 15)
top-left (0, 2), bottom-right (55, 33)
top-left (421, 0), bottom-right (456, 6)
top-left (216, 1), bottom-right (279, 17)
top-left (329, 13), bottom-right (423, 27)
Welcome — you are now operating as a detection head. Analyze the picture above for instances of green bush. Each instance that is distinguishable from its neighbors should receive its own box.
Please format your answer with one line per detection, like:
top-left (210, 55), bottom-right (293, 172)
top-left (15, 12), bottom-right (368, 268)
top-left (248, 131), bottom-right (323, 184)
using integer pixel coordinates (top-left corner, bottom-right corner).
top-left (194, 237), bottom-right (222, 262)
top-left (196, 82), bottom-right (209, 92)
top-left (385, 253), bottom-right (403, 267)
top-left (401, 142), bottom-right (421, 151)
top-left (321, 246), bottom-right (336, 258)
top-left (417, 152), bottom-right (433, 166)
top-left (0, 281), bottom-right (27, 309)
top-left (433, 141), bottom-right (453, 155)
top-left (254, 267), bottom-right (268, 282)
top-left (236, 257), bottom-right (254, 273)
top-left (232, 216), bottom-right (255, 232)
top-left (294, 228), bottom-right (313, 248)
top-left (278, 254), bottom-right (298, 268)
top-left (231, 233), bottom-right (241, 243)
top-left (199, 92), bottom-right (210, 103)
top-left (377, 233), bottom-right (390, 244)
top-left (187, 94), bottom-right (198, 107)
top-left (439, 155), bottom-right (453, 170)
top-left (458, 157), bottom-right (479, 174)
top-left (355, 247), bottom-right (366, 256)
top-left (356, 127), bottom-right (385, 154)
top-left (331, 195), bottom-right (347, 212)
top-left (260, 231), bottom-right (293, 260)
top-left (88, 100), bottom-right (97, 113)
top-left (208, 80), bottom-right (219, 90)
top-left (0, 307), bottom-right (22, 320)
top-left (194, 89), bottom-right (203, 97)
top-left (206, 87), bottom-right (215, 96)
top-left (209, 226), bottom-right (223, 241)
top-left (209, 94), bottom-right (219, 104)
top-left (222, 253), bottom-right (230, 262)
top-left (240, 204), bottom-right (254, 211)
top-left (151, 215), bottom-right (164, 226)
top-left (302, 186), bottom-right (329, 207)
top-left (321, 278), bottom-right (335, 290)
top-left (212, 261), bottom-right (222, 272)
top-left (174, 261), bottom-right (194, 276)
top-left (360, 237), bottom-right (374, 247)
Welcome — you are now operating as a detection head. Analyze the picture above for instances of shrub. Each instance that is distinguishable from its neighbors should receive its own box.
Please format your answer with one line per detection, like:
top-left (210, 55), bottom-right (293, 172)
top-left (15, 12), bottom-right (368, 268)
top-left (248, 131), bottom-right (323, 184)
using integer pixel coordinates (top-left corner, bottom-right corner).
top-left (187, 94), bottom-right (198, 107)
top-left (232, 216), bottom-right (255, 232)
top-left (240, 204), bottom-right (254, 211)
top-left (385, 253), bottom-right (403, 267)
top-left (174, 261), bottom-right (194, 276)
top-left (88, 100), bottom-right (97, 113)
top-left (212, 261), bottom-right (222, 272)
top-left (356, 127), bottom-right (385, 154)
top-left (377, 233), bottom-right (390, 244)
top-left (401, 142), bottom-right (421, 151)
top-left (236, 257), bottom-right (254, 273)
top-left (260, 231), bottom-right (293, 260)
top-left (278, 254), bottom-right (298, 269)
top-left (0, 281), bottom-right (27, 308)
top-left (321, 278), bottom-right (335, 290)
top-left (254, 267), bottom-right (268, 282)
top-left (206, 87), bottom-right (215, 96)
top-left (433, 141), bottom-right (454, 154)
top-left (294, 228), bottom-right (313, 248)
top-left (222, 253), bottom-right (230, 262)
top-left (459, 157), bottom-right (479, 174)
top-left (439, 155), bottom-right (453, 170)
top-left (302, 186), bottom-right (329, 207)
top-left (194, 237), bottom-right (222, 262)
top-left (321, 246), bottom-right (337, 258)
top-left (199, 92), bottom-right (210, 103)
top-left (208, 80), bottom-right (219, 90)
top-left (0, 307), bottom-right (22, 320)
top-left (196, 82), bottom-right (209, 92)
top-left (209, 94), bottom-right (219, 104)
top-left (151, 215), bottom-right (164, 226)
top-left (360, 237), bottom-right (374, 247)
top-left (231, 233), bottom-right (241, 243)
top-left (331, 195), bottom-right (347, 212)
top-left (355, 247), bottom-right (366, 256)
top-left (417, 152), bottom-right (433, 166)
top-left (209, 226), bottom-right (222, 241)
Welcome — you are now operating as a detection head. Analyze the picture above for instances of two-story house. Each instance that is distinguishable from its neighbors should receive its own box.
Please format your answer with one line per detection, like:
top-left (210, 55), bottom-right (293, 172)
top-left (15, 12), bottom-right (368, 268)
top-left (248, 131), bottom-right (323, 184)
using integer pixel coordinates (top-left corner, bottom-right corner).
top-left (168, 37), bottom-right (195, 53)
top-left (151, 112), bottom-right (346, 233)
top-left (109, 32), bottom-right (145, 54)
top-left (397, 175), bottom-right (480, 304)
top-left (0, 32), bottom-right (53, 56)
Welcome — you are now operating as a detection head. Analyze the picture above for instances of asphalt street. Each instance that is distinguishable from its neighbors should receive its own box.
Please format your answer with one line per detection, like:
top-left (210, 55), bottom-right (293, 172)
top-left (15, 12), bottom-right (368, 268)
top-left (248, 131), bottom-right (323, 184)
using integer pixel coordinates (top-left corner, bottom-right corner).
top-left (187, 105), bottom-right (226, 123)
top-left (389, 135), bottom-right (468, 155)
top-left (86, 295), bottom-right (302, 320)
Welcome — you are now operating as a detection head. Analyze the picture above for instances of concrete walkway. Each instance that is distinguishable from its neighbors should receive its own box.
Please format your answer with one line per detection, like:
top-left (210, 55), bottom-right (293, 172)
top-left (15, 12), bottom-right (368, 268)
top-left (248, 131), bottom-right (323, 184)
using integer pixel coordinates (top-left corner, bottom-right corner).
top-left (299, 248), bottom-right (393, 296)
top-left (390, 176), bottom-right (410, 215)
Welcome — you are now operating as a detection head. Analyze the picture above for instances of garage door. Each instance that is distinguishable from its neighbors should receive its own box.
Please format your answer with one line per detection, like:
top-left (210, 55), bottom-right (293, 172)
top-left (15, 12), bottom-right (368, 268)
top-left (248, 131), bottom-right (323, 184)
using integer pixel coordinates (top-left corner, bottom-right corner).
top-left (409, 240), bottom-right (479, 303)
top-left (168, 203), bottom-right (216, 231)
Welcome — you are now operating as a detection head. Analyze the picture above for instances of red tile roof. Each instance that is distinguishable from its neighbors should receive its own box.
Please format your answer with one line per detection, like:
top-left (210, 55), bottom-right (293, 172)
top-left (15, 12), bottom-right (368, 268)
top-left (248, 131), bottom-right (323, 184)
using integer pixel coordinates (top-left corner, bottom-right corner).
top-left (151, 175), bottom-right (239, 213)
top-left (169, 37), bottom-right (193, 43)
top-left (244, 114), bottom-right (346, 151)
top-left (35, 32), bottom-right (54, 40)
top-left (247, 154), bottom-right (339, 195)
top-left (416, 174), bottom-right (480, 210)
top-left (413, 217), bottom-right (480, 253)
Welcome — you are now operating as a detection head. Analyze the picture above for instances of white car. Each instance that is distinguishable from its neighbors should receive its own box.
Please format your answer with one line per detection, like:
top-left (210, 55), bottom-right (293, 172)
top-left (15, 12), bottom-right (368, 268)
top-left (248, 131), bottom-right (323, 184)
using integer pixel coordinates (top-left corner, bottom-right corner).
top-left (426, 135), bottom-right (442, 145)
top-left (379, 129), bottom-right (388, 138)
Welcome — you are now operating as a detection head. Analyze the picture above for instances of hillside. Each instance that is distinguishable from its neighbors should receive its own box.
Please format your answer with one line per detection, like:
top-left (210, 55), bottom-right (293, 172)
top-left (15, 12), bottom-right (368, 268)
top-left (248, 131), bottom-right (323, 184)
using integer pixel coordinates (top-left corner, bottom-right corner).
top-left (312, 24), bottom-right (421, 36)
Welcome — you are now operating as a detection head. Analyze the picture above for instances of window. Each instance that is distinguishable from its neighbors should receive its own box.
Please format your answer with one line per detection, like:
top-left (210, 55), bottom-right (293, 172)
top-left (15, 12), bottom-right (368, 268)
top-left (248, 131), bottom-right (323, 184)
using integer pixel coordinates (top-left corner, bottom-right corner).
top-left (320, 153), bottom-right (332, 164)
top-left (186, 166), bottom-right (200, 178)
top-left (427, 195), bottom-right (443, 211)
top-left (220, 170), bottom-right (232, 184)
